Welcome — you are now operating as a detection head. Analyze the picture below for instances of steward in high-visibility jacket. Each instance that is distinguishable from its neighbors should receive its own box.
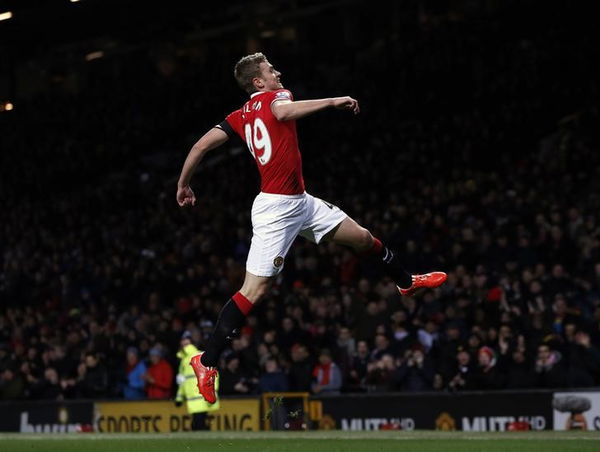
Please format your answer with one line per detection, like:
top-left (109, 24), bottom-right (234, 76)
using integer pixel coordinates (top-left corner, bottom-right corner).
top-left (175, 334), bottom-right (220, 430)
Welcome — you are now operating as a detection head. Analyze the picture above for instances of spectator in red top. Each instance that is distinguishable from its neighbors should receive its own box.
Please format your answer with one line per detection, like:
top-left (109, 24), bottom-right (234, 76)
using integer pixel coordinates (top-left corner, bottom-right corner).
top-left (312, 349), bottom-right (342, 395)
top-left (143, 347), bottom-right (174, 399)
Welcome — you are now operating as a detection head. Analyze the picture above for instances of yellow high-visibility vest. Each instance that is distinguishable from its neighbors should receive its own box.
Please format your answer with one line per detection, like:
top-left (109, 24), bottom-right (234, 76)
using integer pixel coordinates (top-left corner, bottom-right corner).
top-left (175, 344), bottom-right (220, 413)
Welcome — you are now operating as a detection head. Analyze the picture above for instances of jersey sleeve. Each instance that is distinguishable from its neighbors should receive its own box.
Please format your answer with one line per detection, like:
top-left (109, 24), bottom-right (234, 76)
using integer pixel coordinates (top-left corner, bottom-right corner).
top-left (216, 109), bottom-right (243, 139)
top-left (270, 89), bottom-right (294, 106)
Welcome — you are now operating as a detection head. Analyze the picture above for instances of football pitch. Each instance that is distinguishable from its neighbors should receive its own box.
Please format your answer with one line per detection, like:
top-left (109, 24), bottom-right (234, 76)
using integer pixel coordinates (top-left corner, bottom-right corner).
top-left (0, 431), bottom-right (599, 451)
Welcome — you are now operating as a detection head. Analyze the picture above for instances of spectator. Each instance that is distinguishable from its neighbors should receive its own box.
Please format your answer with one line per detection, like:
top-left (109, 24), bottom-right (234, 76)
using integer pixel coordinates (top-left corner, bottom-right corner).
top-left (535, 344), bottom-right (567, 388)
top-left (220, 354), bottom-right (250, 395)
top-left (312, 349), bottom-right (342, 395)
top-left (0, 365), bottom-right (25, 400)
top-left (438, 323), bottom-right (464, 380)
top-left (347, 340), bottom-right (370, 391)
top-left (566, 330), bottom-right (600, 387)
top-left (418, 321), bottom-right (440, 353)
top-left (506, 349), bottom-right (536, 389)
top-left (365, 354), bottom-right (397, 392)
top-left (78, 353), bottom-right (109, 399)
top-left (123, 347), bottom-right (147, 400)
top-left (472, 347), bottom-right (505, 390)
top-left (335, 327), bottom-right (356, 372)
top-left (31, 368), bottom-right (63, 400)
top-left (144, 347), bottom-right (174, 399)
top-left (395, 347), bottom-right (435, 392)
top-left (175, 331), bottom-right (220, 431)
top-left (447, 350), bottom-right (476, 391)
top-left (278, 318), bottom-right (308, 351)
top-left (549, 295), bottom-right (579, 336)
top-left (288, 344), bottom-right (313, 392)
top-left (370, 334), bottom-right (392, 361)
top-left (355, 302), bottom-right (384, 341)
top-left (1, 0), bottom-right (599, 398)
top-left (258, 357), bottom-right (289, 393)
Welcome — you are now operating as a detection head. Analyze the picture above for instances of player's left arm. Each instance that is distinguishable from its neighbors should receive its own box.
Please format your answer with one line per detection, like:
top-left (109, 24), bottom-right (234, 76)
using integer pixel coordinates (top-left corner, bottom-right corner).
top-left (177, 127), bottom-right (229, 207)
top-left (271, 96), bottom-right (359, 121)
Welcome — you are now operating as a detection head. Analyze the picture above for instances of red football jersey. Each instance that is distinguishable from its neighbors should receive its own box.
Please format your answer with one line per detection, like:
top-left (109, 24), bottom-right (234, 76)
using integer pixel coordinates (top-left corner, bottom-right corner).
top-left (219, 89), bottom-right (305, 195)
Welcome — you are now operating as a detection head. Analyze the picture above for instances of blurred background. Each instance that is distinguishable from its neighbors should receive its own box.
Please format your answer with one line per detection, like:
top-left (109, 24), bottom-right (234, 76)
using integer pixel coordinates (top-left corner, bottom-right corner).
top-left (1, 0), bottom-right (599, 406)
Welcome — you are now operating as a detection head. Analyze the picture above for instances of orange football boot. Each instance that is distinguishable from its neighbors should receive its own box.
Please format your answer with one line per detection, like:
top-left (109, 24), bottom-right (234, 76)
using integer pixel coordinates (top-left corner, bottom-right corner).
top-left (398, 272), bottom-right (447, 296)
top-left (190, 353), bottom-right (218, 404)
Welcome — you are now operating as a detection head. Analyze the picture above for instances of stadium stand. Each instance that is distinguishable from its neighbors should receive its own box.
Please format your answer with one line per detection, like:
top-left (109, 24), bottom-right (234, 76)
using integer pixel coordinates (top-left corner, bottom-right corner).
top-left (1, 0), bottom-right (599, 400)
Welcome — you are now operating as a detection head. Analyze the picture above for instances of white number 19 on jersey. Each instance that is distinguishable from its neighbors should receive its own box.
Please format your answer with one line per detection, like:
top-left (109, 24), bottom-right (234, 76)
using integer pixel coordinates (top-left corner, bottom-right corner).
top-left (244, 118), bottom-right (272, 165)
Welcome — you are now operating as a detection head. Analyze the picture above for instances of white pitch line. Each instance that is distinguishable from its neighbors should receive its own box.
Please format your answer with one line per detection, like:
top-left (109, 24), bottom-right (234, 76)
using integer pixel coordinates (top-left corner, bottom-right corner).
top-left (0, 432), bottom-right (600, 441)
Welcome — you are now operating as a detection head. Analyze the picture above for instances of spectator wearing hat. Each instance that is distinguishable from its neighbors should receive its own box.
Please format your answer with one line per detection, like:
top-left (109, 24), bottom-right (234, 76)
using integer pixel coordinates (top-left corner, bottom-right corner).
top-left (123, 347), bottom-right (147, 400)
top-left (175, 331), bottom-right (220, 430)
top-left (472, 346), bottom-right (505, 390)
top-left (144, 347), bottom-right (174, 399)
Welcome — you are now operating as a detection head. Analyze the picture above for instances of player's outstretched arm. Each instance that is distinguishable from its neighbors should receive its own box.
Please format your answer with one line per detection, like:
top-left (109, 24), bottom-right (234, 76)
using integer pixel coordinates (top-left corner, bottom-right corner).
top-left (271, 96), bottom-right (359, 121)
top-left (176, 127), bottom-right (229, 207)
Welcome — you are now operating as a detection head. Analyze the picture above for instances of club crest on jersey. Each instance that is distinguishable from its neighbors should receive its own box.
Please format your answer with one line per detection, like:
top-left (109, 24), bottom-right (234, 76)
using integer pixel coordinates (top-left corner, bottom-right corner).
top-left (273, 256), bottom-right (284, 268)
top-left (275, 91), bottom-right (291, 100)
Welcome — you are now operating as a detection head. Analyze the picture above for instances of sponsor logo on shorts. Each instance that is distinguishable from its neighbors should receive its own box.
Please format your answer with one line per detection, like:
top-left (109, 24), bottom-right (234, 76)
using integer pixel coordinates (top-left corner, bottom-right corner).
top-left (273, 256), bottom-right (284, 268)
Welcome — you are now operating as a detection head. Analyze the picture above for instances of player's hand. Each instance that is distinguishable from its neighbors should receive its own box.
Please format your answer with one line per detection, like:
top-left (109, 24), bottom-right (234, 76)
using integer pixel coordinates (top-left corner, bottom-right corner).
top-left (177, 185), bottom-right (196, 207)
top-left (332, 96), bottom-right (360, 114)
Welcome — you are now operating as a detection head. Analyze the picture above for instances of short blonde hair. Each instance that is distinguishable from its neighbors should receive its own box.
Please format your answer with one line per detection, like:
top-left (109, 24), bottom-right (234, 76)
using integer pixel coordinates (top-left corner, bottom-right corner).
top-left (234, 53), bottom-right (267, 94)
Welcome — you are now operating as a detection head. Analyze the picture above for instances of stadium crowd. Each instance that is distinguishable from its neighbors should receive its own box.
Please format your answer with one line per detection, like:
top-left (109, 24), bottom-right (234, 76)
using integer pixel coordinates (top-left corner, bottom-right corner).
top-left (1, 1), bottom-right (600, 401)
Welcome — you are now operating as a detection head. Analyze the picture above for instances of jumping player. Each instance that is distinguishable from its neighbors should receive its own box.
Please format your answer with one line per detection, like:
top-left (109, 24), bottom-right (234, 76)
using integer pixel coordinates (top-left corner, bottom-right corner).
top-left (176, 53), bottom-right (446, 403)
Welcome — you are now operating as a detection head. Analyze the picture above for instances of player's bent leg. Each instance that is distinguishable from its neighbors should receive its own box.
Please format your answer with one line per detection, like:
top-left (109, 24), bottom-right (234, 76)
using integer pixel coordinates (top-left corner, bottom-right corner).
top-left (191, 271), bottom-right (273, 404)
top-left (324, 217), bottom-right (374, 252)
top-left (325, 217), bottom-right (411, 288)
top-left (326, 217), bottom-right (447, 295)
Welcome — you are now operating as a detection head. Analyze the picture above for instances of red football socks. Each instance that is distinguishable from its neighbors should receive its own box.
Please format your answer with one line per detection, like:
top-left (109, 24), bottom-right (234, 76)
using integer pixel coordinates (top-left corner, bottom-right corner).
top-left (232, 291), bottom-right (254, 315)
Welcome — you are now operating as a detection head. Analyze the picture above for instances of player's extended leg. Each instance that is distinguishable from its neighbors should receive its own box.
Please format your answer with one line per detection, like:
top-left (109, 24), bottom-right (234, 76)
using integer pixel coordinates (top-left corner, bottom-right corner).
top-left (191, 190), bottom-right (307, 403)
top-left (190, 271), bottom-right (271, 403)
top-left (202, 271), bottom-right (270, 366)
top-left (325, 217), bottom-right (446, 294)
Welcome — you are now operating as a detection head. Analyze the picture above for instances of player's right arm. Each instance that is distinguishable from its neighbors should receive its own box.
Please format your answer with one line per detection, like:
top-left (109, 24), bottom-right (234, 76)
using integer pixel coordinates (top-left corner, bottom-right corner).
top-left (176, 127), bottom-right (229, 207)
top-left (271, 96), bottom-right (360, 121)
